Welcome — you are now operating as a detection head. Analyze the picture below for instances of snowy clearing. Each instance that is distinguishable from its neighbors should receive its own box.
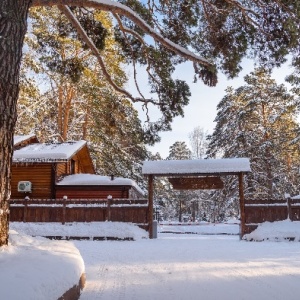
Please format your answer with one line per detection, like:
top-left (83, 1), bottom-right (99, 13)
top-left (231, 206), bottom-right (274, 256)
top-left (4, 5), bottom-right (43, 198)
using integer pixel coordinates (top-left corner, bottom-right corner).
top-left (2, 221), bottom-right (300, 300)
top-left (76, 233), bottom-right (300, 300)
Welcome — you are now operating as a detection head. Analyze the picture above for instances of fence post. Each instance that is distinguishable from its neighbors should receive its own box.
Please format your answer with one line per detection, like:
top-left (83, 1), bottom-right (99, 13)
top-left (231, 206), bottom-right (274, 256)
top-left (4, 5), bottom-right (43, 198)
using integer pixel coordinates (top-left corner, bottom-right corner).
top-left (62, 195), bottom-right (67, 225)
top-left (287, 196), bottom-right (293, 221)
top-left (107, 195), bottom-right (112, 221)
top-left (152, 220), bottom-right (158, 239)
top-left (23, 196), bottom-right (29, 222)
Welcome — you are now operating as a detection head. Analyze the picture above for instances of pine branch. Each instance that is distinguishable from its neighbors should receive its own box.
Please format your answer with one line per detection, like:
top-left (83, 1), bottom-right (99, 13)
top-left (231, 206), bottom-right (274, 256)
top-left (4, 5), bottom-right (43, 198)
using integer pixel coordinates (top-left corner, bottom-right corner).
top-left (31, 0), bottom-right (213, 68)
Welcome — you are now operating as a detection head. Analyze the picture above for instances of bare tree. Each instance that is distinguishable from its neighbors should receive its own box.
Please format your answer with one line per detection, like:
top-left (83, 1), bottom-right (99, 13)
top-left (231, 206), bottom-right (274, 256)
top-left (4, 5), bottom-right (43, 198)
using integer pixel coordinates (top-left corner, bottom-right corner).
top-left (189, 126), bottom-right (209, 159)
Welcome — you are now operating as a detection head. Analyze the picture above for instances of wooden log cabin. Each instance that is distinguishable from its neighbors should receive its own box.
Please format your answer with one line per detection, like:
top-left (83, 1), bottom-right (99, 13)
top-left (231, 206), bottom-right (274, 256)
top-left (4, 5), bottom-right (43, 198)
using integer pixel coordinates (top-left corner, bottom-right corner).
top-left (11, 136), bottom-right (144, 200)
top-left (12, 139), bottom-right (95, 199)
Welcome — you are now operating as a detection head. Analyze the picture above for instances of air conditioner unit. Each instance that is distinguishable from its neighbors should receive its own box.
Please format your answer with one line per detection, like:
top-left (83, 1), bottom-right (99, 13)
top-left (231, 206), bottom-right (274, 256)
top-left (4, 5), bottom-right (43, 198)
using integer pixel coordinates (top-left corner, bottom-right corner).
top-left (18, 181), bottom-right (32, 193)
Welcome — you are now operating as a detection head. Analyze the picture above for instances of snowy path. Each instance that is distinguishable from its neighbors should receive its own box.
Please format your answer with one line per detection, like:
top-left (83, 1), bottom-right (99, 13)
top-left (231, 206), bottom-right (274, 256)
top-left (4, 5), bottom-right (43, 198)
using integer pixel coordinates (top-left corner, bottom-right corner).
top-left (75, 234), bottom-right (300, 300)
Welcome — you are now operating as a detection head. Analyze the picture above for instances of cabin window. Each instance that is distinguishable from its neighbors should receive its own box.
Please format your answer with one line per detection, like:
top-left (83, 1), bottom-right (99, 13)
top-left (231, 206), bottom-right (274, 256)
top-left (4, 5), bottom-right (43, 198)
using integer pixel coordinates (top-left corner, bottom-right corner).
top-left (70, 159), bottom-right (76, 174)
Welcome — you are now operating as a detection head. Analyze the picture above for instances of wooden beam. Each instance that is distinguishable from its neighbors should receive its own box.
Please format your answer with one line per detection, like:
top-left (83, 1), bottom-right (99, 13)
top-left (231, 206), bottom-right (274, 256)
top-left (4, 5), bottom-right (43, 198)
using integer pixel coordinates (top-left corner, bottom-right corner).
top-left (148, 175), bottom-right (154, 239)
top-left (238, 173), bottom-right (245, 239)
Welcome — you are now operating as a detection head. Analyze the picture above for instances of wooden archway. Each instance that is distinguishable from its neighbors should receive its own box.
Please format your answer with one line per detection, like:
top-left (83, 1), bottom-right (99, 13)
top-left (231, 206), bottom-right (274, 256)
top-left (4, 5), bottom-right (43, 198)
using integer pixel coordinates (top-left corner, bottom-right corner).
top-left (142, 158), bottom-right (251, 239)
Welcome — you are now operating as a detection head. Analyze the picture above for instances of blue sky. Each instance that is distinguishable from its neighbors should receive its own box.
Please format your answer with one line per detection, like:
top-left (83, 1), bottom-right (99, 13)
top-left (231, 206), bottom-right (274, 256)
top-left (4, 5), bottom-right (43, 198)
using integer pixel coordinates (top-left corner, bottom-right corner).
top-left (128, 59), bottom-right (293, 158)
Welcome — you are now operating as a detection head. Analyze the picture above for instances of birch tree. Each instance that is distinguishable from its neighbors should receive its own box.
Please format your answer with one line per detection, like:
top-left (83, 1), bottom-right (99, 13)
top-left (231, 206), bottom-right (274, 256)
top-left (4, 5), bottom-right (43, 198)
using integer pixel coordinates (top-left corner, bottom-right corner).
top-left (189, 126), bottom-right (209, 159)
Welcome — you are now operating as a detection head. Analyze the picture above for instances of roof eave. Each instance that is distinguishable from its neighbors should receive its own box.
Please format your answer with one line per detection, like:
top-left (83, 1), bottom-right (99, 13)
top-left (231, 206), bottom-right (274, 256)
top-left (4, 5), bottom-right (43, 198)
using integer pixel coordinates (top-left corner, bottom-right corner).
top-left (143, 171), bottom-right (251, 177)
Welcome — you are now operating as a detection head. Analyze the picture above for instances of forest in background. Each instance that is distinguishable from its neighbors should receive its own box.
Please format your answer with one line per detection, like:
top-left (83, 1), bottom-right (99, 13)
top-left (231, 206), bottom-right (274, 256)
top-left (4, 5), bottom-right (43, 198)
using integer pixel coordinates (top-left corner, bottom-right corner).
top-left (15, 4), bottom-right (300, 223)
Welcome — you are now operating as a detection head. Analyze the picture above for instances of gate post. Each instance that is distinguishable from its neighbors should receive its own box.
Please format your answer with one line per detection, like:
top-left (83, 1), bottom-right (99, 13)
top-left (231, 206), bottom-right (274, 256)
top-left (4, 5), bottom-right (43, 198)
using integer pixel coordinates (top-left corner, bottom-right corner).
top-left (148, 175), bottom-right (154, 239)
top-left (107, 195), bottom-right (112, 221)
top-left (238, 173), bottom-right (245, 239)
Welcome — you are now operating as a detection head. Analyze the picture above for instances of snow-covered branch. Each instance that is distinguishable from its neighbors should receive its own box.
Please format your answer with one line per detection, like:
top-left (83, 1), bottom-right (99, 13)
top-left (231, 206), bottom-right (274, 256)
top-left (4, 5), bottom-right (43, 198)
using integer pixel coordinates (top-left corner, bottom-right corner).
top-left (31, 0), bottom-right (213, 68)
top-left (57, 5), bottom-right (139, 102)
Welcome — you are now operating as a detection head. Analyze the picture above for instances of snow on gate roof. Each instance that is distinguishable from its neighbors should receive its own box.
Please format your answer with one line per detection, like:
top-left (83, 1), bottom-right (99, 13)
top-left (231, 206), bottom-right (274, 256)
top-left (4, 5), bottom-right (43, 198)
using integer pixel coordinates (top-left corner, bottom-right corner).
top-left (142, 158), bottom-right (251, 176)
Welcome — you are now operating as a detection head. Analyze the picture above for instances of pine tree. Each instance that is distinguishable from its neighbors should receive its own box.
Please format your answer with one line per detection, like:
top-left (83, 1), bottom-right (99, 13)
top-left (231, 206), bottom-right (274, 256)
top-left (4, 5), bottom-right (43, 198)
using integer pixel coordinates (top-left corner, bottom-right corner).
top-left (167, 141), bottom-right (193, 221)
top-left (167, 141), bottom-right (192, 160)
top-left (207, 68), bottom-right (300, 200)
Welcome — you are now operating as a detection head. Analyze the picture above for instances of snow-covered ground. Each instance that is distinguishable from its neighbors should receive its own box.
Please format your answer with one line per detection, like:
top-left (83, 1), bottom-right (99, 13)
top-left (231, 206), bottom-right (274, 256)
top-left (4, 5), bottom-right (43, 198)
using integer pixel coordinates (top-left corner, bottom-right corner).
top-left (1, 220), bottom-right (300, 300)
top-left (10, 221), bottom-right (148, 240)
top-left (76, 233), bottom-right (300, 300)
top-left (158, 220), bottom-right (239, 235)
top-left (0, 229), bottom-right (84, 300)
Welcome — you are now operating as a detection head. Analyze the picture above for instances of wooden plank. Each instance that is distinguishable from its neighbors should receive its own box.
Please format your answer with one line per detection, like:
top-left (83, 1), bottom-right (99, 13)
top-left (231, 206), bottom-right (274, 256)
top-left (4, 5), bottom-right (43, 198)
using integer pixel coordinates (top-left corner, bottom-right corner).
top-left (168, 176), bottom-right (224, 190)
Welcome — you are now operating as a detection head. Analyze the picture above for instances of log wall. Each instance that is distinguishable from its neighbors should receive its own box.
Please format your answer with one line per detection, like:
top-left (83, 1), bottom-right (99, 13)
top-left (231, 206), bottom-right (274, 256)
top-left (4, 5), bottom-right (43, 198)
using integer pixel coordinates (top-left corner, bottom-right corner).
top-left (11, 164), bottom-right (54, 199)
top-left (55, 186), bottom-right (130, 199)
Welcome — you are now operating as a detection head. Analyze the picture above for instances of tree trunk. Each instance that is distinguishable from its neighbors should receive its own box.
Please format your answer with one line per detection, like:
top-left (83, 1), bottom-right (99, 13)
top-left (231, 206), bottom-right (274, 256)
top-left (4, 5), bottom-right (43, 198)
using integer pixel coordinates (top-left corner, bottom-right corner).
top-left (0, 0), bottom-right (30, 246)
top-left (57, 85), bottom-right (63, 140)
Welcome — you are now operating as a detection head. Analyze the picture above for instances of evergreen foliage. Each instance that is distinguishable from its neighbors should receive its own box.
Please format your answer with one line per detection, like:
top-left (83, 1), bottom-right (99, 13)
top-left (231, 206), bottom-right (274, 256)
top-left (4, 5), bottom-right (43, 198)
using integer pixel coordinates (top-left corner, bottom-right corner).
top-left (167, 141), bottom-right (192, 160)
top-left (16, 7), bottom-right (148, 183)
top-left (207, 68), bottom-right (300, 200)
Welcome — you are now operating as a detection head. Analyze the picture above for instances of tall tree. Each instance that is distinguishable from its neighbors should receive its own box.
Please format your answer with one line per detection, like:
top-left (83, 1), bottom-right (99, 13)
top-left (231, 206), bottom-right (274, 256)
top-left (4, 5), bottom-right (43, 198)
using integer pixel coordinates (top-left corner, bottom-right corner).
top-left (285, 66), bottom-right (300, 147)
top-left (207, 68), bottom-right (300, 200)
top-left (167, 141), bottom-right (192, 160)
top-left (189, 126), bottom-right (209, 159)
top-left (1, 0), bottom-right (300, 245)
top-left (16, 7), bottom-right (147, 183)
top-left (167, 141), bottom-right (193, 221)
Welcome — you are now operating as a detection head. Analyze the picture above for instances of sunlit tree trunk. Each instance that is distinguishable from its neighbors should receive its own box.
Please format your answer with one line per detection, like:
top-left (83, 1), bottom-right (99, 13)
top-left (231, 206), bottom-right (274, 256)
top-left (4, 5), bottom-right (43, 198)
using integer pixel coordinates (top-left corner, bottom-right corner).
top-left (0, 0), bottom-right (30, 246)
top-left (57, 85), bottom-right (63, 141)
top-left (261, 102), bottom-right (273, 198)
top-left (62, 86), bottom-right (74, 141)
top-left (82, 108), bottom-right (89, 140)
top-left (57, 84), bottom-right (75, 141)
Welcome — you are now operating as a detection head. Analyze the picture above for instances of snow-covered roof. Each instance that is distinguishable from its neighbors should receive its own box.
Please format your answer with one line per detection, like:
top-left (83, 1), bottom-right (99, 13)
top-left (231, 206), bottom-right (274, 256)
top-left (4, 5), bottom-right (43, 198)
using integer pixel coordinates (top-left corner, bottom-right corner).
top-left (57, 174), bottom-right (144, 195)
top-left (14, 134), bottom-right (37, 146)
top-left (142, 158), bottom-right (251, 176)
top-left (13, 141), bottom-right (87, 162)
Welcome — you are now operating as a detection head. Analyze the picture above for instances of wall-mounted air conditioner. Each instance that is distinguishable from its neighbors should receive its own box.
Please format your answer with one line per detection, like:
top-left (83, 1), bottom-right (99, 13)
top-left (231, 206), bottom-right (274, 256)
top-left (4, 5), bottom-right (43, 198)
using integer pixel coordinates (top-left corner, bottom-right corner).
top-left (18, 181), bottom-right (32, 193)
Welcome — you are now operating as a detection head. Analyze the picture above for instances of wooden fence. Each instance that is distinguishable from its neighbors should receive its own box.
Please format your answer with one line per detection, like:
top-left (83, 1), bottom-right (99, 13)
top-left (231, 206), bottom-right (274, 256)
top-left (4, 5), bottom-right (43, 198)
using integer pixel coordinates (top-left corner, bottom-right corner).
top-left (9, 198), bottom-right (149, 231)
top-left (244, 198), bottom-right (300, 234)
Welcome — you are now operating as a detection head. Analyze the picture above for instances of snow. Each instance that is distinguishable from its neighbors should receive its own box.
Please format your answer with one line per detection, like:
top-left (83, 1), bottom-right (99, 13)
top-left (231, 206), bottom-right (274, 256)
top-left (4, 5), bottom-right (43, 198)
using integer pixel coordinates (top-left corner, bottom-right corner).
top-left (158, 221), bottom-right (239, 235)
top-left (13, 140), bottom-right (86, 162)
top-left (243, 219), bottom-right (300, 241)
top-left (1, 220), bottom-right (300, 300)
top-left (57, 174), bottom-right (144, 195)
top-left (0, 230), bottom-right (84, 300)
top-left (142, 157), bottom-right (251, 175)
top-left (10, 221), bottom-right (148, 240)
